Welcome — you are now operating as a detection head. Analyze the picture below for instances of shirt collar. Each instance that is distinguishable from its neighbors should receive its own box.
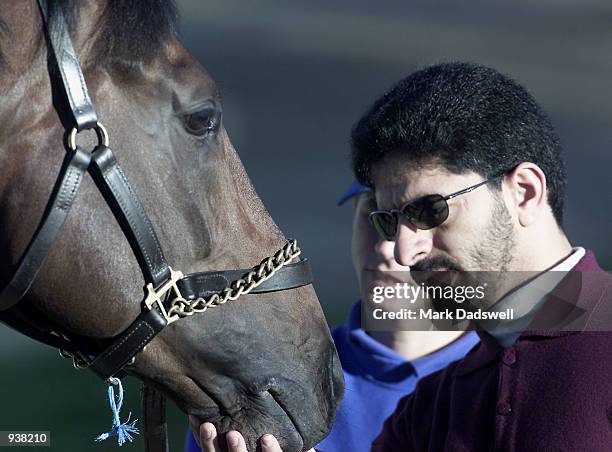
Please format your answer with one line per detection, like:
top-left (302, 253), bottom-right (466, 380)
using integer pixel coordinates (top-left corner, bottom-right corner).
top-left (487, 247), bottom-right (585, 345)
top-left (453, 249), bottom-right (604, 378)
top-left (345, 301), bottom-right (479, 382)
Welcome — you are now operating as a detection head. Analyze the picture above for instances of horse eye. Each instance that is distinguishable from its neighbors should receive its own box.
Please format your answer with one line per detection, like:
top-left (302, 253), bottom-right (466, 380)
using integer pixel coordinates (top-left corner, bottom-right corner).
top-left (182, 108), bottom-right (220, 137)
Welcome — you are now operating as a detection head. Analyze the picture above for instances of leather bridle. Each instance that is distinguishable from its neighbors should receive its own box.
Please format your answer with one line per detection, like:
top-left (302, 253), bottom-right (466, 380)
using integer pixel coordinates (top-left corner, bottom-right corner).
top-left (0, 2), bottom-right (314, 450)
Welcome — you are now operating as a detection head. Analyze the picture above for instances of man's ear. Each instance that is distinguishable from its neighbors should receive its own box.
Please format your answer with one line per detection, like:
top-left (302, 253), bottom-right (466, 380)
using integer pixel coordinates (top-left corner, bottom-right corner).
top-left (505, 162), bottom-right (547, 227)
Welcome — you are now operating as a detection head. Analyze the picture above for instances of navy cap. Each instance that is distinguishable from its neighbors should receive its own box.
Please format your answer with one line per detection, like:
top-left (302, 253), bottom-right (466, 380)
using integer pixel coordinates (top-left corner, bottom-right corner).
top-left (337, 180), bottom-right (372, 205)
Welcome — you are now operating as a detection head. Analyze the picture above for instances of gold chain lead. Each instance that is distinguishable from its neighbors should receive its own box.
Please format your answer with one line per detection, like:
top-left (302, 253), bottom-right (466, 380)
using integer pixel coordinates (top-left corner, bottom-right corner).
top-left (166, 239), bottom-right (301, 319)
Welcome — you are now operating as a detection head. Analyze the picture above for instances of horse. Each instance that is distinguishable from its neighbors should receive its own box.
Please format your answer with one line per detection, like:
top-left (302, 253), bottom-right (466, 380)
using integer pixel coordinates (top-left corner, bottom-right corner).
top-left (0, 1), bottom-right (343, 451)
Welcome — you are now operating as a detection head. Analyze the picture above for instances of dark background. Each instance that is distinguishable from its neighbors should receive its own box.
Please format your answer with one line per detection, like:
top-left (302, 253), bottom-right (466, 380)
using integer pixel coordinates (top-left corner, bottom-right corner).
top-left (1, 1), bottom-right (610, 450)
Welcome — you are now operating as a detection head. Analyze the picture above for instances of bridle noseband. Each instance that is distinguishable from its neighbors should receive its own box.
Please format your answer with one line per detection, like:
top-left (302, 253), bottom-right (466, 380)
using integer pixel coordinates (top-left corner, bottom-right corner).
top-left (0, 1), bottom-right (313, 383)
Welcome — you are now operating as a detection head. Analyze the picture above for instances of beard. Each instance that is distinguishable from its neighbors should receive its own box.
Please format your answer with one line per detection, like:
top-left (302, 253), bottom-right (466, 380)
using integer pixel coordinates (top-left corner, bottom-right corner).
top-left (410, 195), bottom-right (516, 310)
top-left (463, 194), bottom-right (515, 272)
top-left (411, 195), bottom-right (515, 272)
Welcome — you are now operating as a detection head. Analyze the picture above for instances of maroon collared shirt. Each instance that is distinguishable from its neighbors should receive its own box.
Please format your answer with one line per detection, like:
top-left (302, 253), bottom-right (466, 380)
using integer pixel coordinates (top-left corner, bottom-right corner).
top-left (372, 251), bottom-right (612, 452)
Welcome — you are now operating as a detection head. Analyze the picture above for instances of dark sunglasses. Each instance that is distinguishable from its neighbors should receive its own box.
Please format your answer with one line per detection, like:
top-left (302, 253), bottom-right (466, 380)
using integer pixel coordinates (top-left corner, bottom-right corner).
top-left (368, 175), bottom-right (504, 241)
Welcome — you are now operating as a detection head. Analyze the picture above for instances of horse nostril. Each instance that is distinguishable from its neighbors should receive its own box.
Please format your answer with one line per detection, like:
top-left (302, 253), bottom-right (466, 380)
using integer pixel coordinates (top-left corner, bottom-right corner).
top-left (246, 377), bottom-right (281, 402)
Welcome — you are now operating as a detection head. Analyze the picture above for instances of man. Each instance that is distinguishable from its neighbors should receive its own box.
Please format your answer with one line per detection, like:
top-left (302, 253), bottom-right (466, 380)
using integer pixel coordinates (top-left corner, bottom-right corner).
top-left (358, 62), bottom-right (612, 451)
top-left (200, 62), bottom-right (612, 451)
top-left (188, 179), bottom-right (478, 452)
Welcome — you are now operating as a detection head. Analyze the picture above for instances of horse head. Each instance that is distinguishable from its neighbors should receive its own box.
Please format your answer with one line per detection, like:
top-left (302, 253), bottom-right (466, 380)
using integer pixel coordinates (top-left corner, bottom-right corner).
top-left (0, 2), bottom-right (343, 450)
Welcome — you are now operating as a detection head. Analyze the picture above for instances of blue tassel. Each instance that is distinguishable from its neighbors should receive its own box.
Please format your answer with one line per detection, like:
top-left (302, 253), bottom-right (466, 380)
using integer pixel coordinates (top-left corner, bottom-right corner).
top-left (95, 378), bottom-right (139, 446)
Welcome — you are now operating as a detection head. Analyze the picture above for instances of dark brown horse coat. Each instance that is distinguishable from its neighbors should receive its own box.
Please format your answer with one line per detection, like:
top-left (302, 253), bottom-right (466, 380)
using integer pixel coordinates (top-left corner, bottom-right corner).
top-left (0, 2), bottom-right (343, 451)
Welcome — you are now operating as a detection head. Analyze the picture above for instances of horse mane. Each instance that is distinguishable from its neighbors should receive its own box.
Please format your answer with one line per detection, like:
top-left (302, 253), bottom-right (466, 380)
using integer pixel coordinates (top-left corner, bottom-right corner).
top-left (0, 0), bottom-right (178, 70)
top-left (50, 0), bottom-right (179, 65)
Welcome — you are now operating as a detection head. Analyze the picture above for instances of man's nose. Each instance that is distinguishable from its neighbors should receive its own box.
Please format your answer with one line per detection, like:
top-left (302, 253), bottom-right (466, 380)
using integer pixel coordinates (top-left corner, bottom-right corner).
top-left (394, 220), bottom-right (433, 267)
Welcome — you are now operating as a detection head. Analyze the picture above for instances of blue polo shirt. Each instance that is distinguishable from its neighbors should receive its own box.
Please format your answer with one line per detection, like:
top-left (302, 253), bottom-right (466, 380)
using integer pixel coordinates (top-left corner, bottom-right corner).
top-left (316, 301), bottom-right (479, 452)
top-left (184, 301), bottom-right (479, 452)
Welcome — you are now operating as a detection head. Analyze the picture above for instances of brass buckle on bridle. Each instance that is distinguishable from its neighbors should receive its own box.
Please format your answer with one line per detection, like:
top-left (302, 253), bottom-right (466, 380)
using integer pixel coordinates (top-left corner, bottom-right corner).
top-left (144, 267), bottom-right (185, 325)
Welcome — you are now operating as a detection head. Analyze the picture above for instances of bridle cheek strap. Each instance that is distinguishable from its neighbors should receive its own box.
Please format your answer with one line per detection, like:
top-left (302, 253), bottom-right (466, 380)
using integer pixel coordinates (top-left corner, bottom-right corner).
top-left (89, 145), bottom-right (171, 287)
top-left (38, 0), bottom-right (98, 130)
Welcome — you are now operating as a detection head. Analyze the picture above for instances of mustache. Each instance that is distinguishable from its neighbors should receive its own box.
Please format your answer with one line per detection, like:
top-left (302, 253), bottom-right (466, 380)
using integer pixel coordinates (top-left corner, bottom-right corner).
top-left (410, 255), bottom-right (465, 272)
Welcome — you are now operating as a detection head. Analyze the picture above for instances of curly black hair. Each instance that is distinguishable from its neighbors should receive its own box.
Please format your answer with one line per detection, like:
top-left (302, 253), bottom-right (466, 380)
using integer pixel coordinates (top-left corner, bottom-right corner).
top-left (351, 62), bottom-right (566, 225)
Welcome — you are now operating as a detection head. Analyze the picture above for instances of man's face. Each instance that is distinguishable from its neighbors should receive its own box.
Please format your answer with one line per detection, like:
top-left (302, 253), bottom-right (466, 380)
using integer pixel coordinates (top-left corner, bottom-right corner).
top-left (351, 192), bottom-right (407, 304)
top-left (371, 154), bottom-right (516, 273)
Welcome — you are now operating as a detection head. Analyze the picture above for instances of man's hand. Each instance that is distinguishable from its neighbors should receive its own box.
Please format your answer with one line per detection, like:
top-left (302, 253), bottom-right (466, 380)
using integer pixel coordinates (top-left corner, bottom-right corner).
top-left (199, 422), bottom-right (315, 452)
